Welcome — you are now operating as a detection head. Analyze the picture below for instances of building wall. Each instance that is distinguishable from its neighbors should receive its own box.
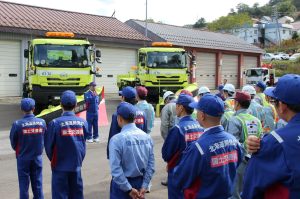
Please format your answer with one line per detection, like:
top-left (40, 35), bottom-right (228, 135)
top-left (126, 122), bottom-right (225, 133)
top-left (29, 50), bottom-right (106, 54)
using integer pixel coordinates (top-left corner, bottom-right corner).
top-left (265, 27), bottom-right (293, 43)
top-left (232, 27), bottom-right (259, 44)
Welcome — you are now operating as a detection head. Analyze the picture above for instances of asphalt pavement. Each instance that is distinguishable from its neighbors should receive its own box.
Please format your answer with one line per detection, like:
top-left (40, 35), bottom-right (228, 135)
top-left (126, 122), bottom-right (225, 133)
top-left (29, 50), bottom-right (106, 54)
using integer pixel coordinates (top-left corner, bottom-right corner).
top-left (0, 95), bottom-right (168, 198)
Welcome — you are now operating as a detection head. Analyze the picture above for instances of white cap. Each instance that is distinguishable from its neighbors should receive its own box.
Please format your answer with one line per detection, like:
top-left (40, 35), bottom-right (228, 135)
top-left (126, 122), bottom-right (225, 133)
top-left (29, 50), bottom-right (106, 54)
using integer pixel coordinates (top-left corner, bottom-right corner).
top-left (163, 91), bottom-right (174, 101)
top-left (198, 86), bottom-right (210, 95)
top-left (223, 84), bottom-right (235, 93)
top-left (242, 85), bottom-right (256, 95)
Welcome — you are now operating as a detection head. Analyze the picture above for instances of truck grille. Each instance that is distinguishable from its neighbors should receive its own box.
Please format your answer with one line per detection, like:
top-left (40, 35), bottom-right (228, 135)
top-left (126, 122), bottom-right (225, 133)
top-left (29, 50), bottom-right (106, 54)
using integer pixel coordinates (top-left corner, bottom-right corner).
top-left (46, 78), bottom-right (81, 86)
top-left (47, 78), bottom-right (80, 81)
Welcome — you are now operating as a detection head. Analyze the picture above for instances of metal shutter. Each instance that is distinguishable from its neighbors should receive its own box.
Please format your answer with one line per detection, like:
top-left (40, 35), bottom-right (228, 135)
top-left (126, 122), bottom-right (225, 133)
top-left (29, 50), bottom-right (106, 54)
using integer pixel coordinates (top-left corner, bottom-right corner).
top-left (221, 55), bottom-right (239, 88)
top-left (95, 47), bottom-right (137, 93)
top-left (195, 52), bottom-right (216, 89)
top-left (0, 40), bottom-right (21, 97)
top-left (243, 56), bottom-right (258, 85)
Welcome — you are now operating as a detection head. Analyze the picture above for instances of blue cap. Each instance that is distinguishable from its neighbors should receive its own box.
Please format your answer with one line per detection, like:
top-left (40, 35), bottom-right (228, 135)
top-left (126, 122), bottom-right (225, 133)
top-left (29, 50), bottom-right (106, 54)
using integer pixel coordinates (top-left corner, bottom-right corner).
top-left (176, 94), bottom-right (195, 108)
top-left (119, 86), bottom-right (137, 99)
top-left (89, 82), bottom-right (96, 86)
top-left (268, 74), bottom-right (300, 105)
top-left (21, 98), bottom-right (35, 112)
top-left (256, 81), bottom-right (266, 91)
top-left (264, 87), bottom-right (275, 98)
top-left (61, 90), bottom-right (77, 106)
top-left (189, 94), bottom-right (224, 117)
top-left (117, 102), bottom-right (136, 120)
top-left (218, 85), bottom-right (224, 91)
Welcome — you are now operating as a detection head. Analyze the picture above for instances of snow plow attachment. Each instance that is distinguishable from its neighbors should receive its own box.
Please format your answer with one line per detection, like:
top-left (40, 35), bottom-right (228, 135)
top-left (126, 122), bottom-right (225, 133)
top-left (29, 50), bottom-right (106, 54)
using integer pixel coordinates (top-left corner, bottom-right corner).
top-left (36, 87), bottom-right (108, 126)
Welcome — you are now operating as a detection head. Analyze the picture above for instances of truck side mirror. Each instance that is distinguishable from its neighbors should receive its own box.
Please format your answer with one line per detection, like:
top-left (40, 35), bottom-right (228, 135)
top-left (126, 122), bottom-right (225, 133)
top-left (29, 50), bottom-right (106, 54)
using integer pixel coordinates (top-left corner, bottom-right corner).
top-left (96, 58), bottom-right (102, 64)
top-left (24, 49), bottom-right (29, 58)
top-left (96, 50), bottom-right (101, 58)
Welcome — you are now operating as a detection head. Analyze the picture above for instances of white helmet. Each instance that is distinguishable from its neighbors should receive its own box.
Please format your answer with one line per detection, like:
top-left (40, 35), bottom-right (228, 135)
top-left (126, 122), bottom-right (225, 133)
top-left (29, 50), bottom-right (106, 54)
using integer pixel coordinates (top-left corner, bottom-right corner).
top-left (242, 85), bottom-right (256, 95)
top-left (223, 84), bottom-right (235, 93)
top-left (163, 91), bottom-right (174, 101)
top-left (198, 86), bottom-right (210, 95)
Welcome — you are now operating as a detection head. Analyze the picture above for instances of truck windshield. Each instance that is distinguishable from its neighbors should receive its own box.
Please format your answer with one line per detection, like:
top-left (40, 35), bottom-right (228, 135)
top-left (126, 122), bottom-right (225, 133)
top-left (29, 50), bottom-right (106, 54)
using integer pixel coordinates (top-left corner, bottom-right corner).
top-left (246, 69), bottom-right (263, 77)
top-left (33, 45), bottom-right (89, 68)
top-left (147, 52), bottom-right (186, 68)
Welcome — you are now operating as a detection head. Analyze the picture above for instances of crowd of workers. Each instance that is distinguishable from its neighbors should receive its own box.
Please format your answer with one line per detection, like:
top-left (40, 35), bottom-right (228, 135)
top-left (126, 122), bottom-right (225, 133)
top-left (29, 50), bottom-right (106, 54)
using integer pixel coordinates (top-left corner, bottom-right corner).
top-left (9, 74), bottom-right (300, 199)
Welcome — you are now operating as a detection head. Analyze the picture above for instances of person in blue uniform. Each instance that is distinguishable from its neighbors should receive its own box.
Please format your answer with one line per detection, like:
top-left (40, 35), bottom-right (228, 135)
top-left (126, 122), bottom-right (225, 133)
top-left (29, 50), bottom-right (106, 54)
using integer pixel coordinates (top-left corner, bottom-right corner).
top-left (173, 94), bottom-right (243, 199)
top-left (135, 86), bottom-right (155, 134)
top-left (162, 94), bottom-right (204, 199)
top-left (10, 98), bottom-right (47, 199)
top-left (84, 82), bottom-right (100, 143)
top-left (107, 86), bottom-right (147, 159)
top-left (243, 74), bottom-right (300, 199)
top-left (44, 90), bottom-right (88, 199)
top-left (109, 102), bottom-right (155, 199)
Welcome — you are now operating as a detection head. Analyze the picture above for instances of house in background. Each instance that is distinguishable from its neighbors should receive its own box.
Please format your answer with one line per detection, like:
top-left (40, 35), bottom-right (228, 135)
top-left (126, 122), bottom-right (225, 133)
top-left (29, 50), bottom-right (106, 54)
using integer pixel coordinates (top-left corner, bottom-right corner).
top-left (230, 24), bottom-right (259, 45)
top-left (229, 16), bottom-right (294, 47)
top-left (263, 23), bottom-right (294, 45)
top-left (291, 21), bottom-right (300, 34)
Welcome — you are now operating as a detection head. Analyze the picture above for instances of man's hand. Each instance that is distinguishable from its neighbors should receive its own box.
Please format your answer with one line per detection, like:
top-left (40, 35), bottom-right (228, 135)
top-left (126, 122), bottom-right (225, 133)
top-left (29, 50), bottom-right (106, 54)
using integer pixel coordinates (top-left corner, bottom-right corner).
top-left (129, 188), bottom-right (140, 199)
top-left (139, 188), bottom-right (146, 199)
top-left (246, 135), bottom-right (261, 153)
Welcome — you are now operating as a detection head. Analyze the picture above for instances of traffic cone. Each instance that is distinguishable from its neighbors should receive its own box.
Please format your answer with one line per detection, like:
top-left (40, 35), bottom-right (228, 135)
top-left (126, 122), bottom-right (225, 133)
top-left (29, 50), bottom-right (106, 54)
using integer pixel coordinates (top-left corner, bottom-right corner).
top-left (98, 87), bottom-right (108, 126)
top-left (76, 86), bottom-right (109, 126)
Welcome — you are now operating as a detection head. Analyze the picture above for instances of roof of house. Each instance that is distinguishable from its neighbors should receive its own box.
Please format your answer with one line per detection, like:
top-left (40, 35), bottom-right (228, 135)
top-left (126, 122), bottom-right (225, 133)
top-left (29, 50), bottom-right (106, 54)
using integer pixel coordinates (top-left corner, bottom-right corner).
top-left (126, 19), bottom-right (264, 54)
top-left (0, 1), bottom-right (149, 44)
top-left (292, 21), bottom-right (300, 31)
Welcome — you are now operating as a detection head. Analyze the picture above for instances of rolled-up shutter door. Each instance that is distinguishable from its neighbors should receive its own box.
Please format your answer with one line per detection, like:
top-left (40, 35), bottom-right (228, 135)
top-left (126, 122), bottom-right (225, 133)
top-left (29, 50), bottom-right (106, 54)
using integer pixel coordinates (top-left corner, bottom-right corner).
top-left (195, 52), bottom-right (216, 89)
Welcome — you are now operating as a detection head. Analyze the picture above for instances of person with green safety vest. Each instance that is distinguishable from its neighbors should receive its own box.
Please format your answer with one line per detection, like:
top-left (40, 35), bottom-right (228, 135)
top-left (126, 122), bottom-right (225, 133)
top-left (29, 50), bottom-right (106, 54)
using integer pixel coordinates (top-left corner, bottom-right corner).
top-left (226, 91), bottom-right (263, 199)
top-left (223, 83), bottom-right (236, 111)
top-left (242, 85), bottom-right (264, 123)
top-left (255, 81), bottom-right (268, 107)
top-left (221, 101), bottom-right (235, 129)
top-left (262, 87), bottom-right (278, 134)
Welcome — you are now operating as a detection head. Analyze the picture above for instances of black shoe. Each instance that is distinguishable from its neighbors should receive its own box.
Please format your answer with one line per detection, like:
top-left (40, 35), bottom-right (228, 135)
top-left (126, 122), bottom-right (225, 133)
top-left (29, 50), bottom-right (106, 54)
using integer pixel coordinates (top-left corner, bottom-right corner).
top-left (161, 180), bottom-right (168, 186)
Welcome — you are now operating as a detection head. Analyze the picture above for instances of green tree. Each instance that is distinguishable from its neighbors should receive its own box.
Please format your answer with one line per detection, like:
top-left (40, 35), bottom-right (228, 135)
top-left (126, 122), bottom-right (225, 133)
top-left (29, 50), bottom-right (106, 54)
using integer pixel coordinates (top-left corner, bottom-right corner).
top-left (193, 18), bottom-right (207, 28)
top-left (207, 13), bottom-right (252, 32)
top-left (236, 3), bottom-right (251, 13)
top-left (292, 32), bottom-right (299, 40)
top-left (276, 0), bottom-right (297, 17)
top-left (293, 0), bottom-right (300, 10)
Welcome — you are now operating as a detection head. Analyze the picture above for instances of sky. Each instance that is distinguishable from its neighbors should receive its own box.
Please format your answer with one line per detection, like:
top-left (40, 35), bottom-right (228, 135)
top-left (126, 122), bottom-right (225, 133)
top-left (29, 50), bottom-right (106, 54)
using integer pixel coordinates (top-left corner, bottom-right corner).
top-left (4, 0), bottom-right (270, 26)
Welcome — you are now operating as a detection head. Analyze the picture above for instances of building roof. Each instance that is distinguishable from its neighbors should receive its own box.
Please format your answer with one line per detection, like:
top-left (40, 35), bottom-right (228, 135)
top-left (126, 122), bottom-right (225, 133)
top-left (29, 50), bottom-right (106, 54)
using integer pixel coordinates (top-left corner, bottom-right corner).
top-left (292, 21), bottom-right (300, 31)
top-left (126, 20), bottom-right (264, 54)
top-left (0, 1), bottom-right (149, 44)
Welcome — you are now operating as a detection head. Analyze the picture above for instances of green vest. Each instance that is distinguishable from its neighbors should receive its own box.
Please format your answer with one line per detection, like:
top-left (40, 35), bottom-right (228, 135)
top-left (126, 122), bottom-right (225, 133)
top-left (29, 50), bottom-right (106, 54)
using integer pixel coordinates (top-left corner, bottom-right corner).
top-left (257, 93), bottom-right (268, 107)
top-left (224, 110), bottom-right (234, 120)
top-left (236, 113), bottom-right (263, 149)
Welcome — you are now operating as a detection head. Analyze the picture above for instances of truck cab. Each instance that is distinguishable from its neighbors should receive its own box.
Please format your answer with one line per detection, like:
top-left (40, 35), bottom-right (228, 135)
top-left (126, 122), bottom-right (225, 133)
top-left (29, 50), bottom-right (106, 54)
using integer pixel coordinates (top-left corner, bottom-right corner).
top-left (23, 32), bottom-right (101, 110)
top-left (117, 42), bottom-right (188, 104)
top-left (245, 67), bottom-right (276, 86)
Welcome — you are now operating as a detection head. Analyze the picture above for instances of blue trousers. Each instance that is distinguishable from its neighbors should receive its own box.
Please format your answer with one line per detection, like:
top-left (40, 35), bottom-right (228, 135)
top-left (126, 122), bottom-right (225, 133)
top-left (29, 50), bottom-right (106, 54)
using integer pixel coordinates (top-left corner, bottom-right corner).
top-left (86, 112), bottom-right (99, 139)
top-left (168, 170), bottom-right (183, 199)
top-left (52, 170), bottom-right (83, 199)
top-left (110, 176), bottom-right (143, 199)
top-left (17, 156), bottom-right (43, 199)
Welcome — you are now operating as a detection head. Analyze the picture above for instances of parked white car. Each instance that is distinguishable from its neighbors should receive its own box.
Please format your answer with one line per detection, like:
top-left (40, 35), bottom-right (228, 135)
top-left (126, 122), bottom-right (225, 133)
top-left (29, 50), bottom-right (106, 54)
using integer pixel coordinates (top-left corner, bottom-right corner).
top-left (274, 52), bottom-right (289, 60)
top-left (262, 53), bottom-right (276, 61)
top-left (289, 53), bottom-right (300, 61)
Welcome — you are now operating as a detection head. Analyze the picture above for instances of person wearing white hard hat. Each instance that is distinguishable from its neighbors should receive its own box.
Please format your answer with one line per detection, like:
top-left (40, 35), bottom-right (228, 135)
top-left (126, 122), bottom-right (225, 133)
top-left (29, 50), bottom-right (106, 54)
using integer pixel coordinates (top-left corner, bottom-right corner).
top-left (197, 86), bottom-right (210, 100)
top-left (242, 85), bottom-right (264, 123)
top-left (223, 83), bottom-right (236, 111)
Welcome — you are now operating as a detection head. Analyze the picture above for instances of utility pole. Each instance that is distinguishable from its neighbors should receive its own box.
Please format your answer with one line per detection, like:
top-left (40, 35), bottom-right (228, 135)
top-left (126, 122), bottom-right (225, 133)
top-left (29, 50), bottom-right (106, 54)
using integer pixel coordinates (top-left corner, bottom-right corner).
top-left (145, 0), bottom-right (148, 37)
top-left (272, 5), bottom-right (281, 46)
